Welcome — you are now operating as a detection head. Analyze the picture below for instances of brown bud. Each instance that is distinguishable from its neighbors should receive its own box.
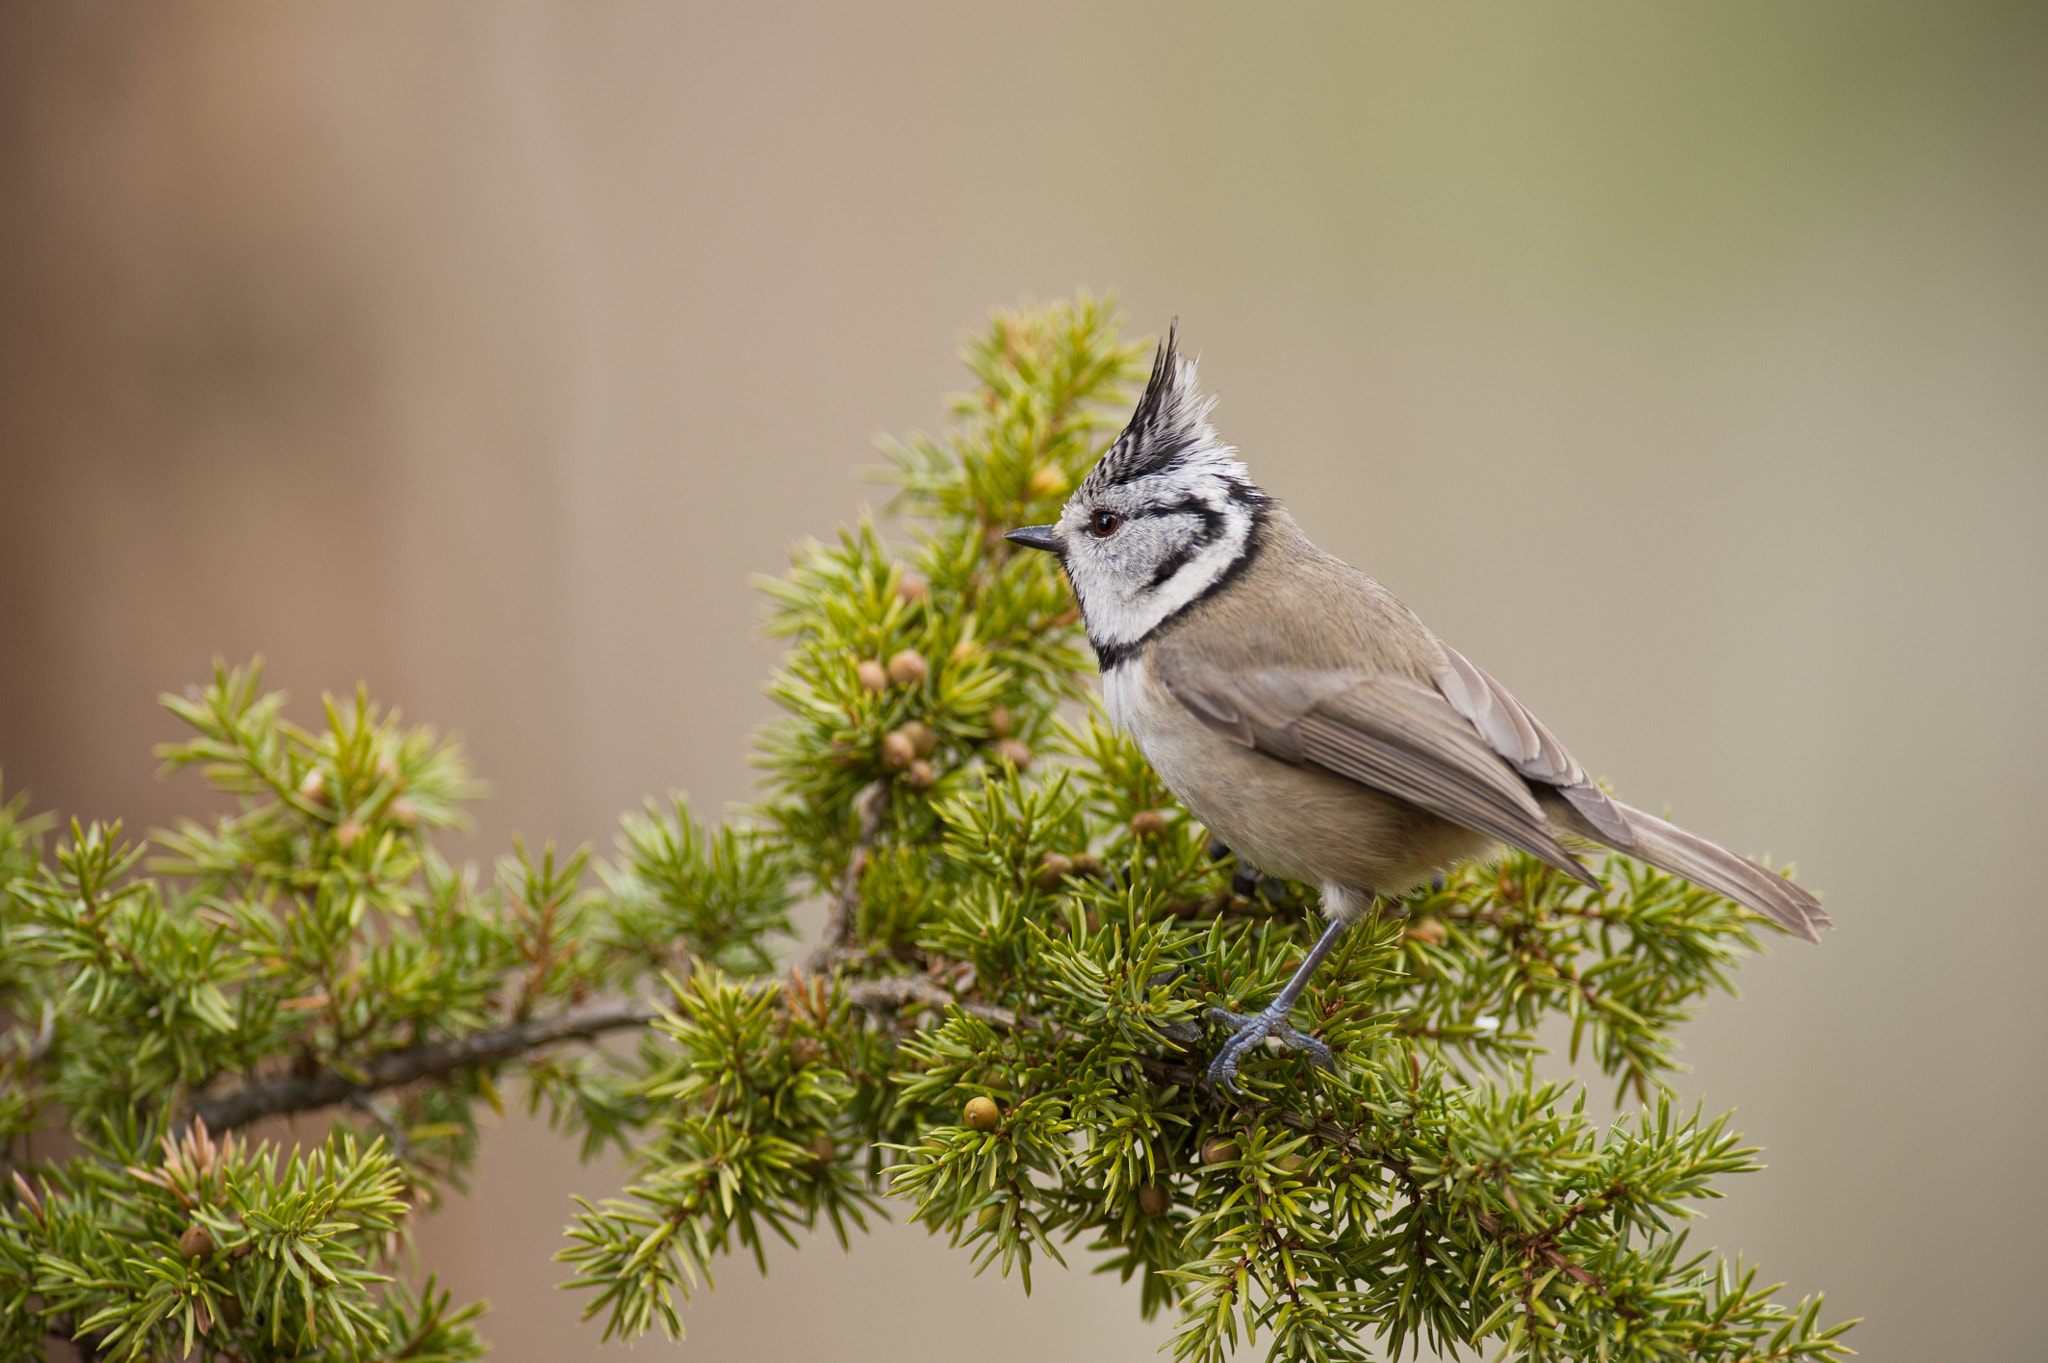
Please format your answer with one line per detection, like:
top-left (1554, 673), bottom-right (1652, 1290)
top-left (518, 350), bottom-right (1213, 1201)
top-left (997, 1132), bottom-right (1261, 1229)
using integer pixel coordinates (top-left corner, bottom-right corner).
top-left (387, 798), bottom-right (419, 827)
top-left (9, 1171), bottom-right (42, 1223)
top-left (828, 738), bottom-right (862, 770)
top-left (298, 770), bottom-right (328, 805)
top-left (1137, 1182), bottom-right (1171, 1219)
top-left (1027, 465), bottom-right (1068, 499)
top-left (879, 730), bottom-right (917, 772)
top-left (1405, 918), bottom-right (1448, 946)
top-left (1069, 852), bottom-right (1105, 878)
top-left (896, 572), bottom-right (929, 602)
top-left (1032, 853), bottom-right (1073, 891)
top-left (334, 820), bottom-right (364, 851)
top-left (886, 649), bottom-right (929, 687)
top-left (988, 738), bottom-right (1032, 771)
top-left (1129, 809), bottom-right (1172, 837)
top-left (901, 720), bottom-right (938, 757)
top-left (808, 1133), bottom-right (836, 1171)
top-left (1200, 1137), bottom-right (1241, 1166)
top-left (179, 1224), bottom-right (216, 1260)
top-left (789, 1036), bottom-right (822, 1068)
top-left (988, 704), bottom-right (1013, 738)
top-left (856, 658), bottom-right (889, 692)
top-left (964, 1096), bottom-right (1001, 1131)
top-left (904, 759), bottom-right (937, 791)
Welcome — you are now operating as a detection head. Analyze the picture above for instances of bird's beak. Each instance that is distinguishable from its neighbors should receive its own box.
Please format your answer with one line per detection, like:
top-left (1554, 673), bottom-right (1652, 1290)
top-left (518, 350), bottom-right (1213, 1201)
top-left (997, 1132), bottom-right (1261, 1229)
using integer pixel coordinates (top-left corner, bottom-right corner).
top-left (1003, 524), bottom-right (1062, 554)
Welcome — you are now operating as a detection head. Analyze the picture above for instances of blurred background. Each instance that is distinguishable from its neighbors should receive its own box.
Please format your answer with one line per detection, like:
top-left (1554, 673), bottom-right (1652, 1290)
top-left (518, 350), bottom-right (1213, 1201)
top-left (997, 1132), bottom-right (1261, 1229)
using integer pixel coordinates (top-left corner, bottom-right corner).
top-left (3, 3), bottom-right (2044, 1359)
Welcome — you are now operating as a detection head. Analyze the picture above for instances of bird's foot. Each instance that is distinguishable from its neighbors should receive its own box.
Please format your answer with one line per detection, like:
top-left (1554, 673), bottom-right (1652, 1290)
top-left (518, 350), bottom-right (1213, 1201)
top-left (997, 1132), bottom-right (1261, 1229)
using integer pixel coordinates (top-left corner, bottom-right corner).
top-left (1204, 1003), bottom-right (1333, 1092)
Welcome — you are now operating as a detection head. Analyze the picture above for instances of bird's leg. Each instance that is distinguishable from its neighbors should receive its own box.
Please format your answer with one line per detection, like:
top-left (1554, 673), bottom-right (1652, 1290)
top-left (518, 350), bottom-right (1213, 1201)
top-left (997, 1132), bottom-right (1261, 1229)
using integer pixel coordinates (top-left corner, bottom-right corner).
top-left (1205, 911), bottom-right (1354, 1091)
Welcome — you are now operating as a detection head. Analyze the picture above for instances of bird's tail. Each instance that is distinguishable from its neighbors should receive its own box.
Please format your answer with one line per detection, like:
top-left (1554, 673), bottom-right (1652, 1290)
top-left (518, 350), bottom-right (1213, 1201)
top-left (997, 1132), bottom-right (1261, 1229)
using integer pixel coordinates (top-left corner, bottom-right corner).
top-left (1545, 795), bottom-right (1830, 943)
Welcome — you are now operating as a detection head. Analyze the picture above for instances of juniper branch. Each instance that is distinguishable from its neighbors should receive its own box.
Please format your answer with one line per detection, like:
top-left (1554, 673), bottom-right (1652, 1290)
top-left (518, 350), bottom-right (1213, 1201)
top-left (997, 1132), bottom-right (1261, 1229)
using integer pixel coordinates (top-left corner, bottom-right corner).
top-left (0, 296), bottom-right (1849, 1363)
top-left (180, 974), bottom-right (1016, 1135)
top-left (185, 999), bottom-right (661, 1133)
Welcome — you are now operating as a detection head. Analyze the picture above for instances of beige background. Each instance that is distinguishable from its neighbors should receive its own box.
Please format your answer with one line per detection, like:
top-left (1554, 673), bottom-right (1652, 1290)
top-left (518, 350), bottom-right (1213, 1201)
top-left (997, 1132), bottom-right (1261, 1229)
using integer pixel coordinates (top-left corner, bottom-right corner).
top-left (3, 4), bottom-right (2045, 1359)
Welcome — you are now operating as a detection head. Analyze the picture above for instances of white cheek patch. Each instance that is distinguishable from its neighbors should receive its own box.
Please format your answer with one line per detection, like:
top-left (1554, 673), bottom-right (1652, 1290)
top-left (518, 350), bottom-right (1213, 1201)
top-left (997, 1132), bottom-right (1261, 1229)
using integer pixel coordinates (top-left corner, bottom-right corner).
top-left (1073, 500), bottom-right (1252, 649)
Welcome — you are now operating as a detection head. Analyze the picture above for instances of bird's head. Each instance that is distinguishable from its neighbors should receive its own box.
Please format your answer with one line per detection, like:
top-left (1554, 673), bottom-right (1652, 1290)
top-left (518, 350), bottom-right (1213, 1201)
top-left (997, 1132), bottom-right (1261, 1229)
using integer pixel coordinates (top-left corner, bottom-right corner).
top-left (1005, 328), bottom-right (1267, 662)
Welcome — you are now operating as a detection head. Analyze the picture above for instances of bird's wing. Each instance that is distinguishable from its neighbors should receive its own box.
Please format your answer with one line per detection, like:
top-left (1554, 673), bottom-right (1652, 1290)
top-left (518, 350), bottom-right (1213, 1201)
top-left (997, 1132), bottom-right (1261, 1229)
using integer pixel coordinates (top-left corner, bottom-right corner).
top-left (1431, 644), bottom-right (1635, 846)
top-left (1158, 654), bottom-right (1599, 887)
top-left (1430, 646), bottom-right (1828, 940)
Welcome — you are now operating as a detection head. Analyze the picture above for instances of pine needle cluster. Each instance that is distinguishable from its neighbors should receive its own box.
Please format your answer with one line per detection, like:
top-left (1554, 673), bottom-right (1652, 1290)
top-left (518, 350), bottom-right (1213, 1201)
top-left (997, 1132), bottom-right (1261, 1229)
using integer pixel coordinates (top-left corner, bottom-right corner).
top-left (0, 296), bottom-right (1853, 1362)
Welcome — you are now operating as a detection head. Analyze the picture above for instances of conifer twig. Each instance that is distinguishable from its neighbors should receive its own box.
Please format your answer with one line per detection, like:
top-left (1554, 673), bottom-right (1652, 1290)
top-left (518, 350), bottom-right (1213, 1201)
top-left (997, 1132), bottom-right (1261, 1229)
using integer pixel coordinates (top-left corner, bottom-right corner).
top-left (809, 779), bottom-right (889, 972)
top-left (182, 970), bottom-right (998, 1133)
top-left (186, 999), bottom-right (661, 1133)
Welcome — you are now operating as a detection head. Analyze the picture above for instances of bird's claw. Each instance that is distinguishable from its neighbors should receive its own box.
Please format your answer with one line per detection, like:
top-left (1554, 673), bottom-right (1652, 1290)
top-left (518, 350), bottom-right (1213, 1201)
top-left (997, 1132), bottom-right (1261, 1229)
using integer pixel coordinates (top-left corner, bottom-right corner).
top-left (1203, 1004), bottom-right (1334, 1092)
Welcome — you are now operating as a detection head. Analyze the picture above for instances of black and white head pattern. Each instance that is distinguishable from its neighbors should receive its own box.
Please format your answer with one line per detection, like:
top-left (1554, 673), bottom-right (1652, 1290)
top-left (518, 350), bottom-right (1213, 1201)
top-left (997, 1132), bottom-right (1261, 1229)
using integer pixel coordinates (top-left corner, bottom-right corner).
top-left (1053, 329), bottom-right (1268, 666)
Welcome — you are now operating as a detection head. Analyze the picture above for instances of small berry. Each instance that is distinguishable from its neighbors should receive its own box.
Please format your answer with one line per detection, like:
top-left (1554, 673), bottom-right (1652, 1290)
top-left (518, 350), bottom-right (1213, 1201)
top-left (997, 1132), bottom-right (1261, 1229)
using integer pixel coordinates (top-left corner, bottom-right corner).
top-left (988, 738), bottom-right (1032, 771)
top-left (1033, 853), bottom-right (1073, 891)
top-left (901, 720), bottom-right (938, 757)
top-left (298, 770), bottom-right (328, 805)
top-left (964, 1096), bottom-right (1001, 1131)
top-left (904, 760), bottom-right (937, 791)
top-left (879, 730), bottom-right (917, 772)
top-left (388, 798), bottom-right (419, 827)
top-left (988, 704), bottom-right (1013, 738)
top-left (179, 1224), bottom-right (216, 1260)
top-left (1200, 1137), bottom-right (1241, 1166)
top-left (886, 649), bottom-right (929, 687)
top-left (1405, 918), bottom-right (1448, 946)
top-left (896, 573), bottom-right (929, 602)
top-left (1069, 852), bottom-right (1105, 877)
top-left (789, 1036), bottom-right (822, 1068)
top-left (1137, 1183), bottom-right (1171, 1219)
top-left (1129, 809), bottom-right (1171, 837)
top-left (808, 1133), bottom-right (836, 1170)
top-left (335, 820), bottom-right (364, 851)
top-left (856, 658), bottom-right (889, 692)
top-left (828, 739), bottom-right (861, 770)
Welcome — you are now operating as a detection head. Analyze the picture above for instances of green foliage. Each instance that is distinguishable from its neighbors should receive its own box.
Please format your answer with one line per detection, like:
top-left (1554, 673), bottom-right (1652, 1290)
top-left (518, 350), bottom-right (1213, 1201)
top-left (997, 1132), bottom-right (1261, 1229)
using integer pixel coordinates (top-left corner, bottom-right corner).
top-left (0, 295), bottom-right (1851, 1362)
top-left (0, 665), bottom-right (790, 1357)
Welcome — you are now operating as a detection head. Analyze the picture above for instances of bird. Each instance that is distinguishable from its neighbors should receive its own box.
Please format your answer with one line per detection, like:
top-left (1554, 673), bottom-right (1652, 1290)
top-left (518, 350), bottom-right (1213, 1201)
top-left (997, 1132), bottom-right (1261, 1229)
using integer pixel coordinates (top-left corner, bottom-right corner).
top-left (1004, 329), bottom-right (1829, 1090)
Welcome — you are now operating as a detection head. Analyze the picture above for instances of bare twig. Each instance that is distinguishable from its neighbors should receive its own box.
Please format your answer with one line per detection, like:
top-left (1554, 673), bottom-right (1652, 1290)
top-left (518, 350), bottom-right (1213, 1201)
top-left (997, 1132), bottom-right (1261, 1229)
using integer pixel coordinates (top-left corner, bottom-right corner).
top-left (182, 969), bottom-right (999, 1134)
top-left (186, 1000), bottom-right (657, 1133)
top-left (809, 781), bottom-right (889, 972)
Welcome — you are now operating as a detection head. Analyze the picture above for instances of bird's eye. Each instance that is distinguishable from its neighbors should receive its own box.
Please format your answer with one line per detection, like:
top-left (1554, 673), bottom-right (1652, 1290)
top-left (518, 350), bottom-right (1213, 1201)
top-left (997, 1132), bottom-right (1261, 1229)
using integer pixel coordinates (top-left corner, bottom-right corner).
top-left (1090, 510), bottom-right (1123, 537)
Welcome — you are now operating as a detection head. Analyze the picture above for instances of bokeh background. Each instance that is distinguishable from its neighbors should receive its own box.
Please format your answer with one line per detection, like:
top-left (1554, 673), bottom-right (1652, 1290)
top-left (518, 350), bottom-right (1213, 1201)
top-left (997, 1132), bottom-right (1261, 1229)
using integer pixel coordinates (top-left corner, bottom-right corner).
top-left (3, 3), bottom-right (2045, 1359)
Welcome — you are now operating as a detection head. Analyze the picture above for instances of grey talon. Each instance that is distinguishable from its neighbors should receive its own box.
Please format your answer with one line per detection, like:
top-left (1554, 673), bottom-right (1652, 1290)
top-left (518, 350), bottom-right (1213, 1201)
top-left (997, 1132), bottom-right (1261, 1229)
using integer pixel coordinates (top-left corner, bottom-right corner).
top-left (1204, 1001), bottom-right (1333, 1090)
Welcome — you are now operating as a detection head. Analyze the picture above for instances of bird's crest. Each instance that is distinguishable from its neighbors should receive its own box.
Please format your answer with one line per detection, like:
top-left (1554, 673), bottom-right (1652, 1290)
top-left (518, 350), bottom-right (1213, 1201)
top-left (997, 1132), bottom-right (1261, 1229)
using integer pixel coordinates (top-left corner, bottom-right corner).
top-left (1084, 326), bottom-right (1257, 497)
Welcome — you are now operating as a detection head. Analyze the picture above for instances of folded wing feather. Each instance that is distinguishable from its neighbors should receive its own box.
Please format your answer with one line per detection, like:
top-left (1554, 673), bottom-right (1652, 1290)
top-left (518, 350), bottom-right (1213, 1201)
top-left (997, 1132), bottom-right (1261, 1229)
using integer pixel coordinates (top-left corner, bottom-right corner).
top-left (1159, 647), bottom-right (1828, 940)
